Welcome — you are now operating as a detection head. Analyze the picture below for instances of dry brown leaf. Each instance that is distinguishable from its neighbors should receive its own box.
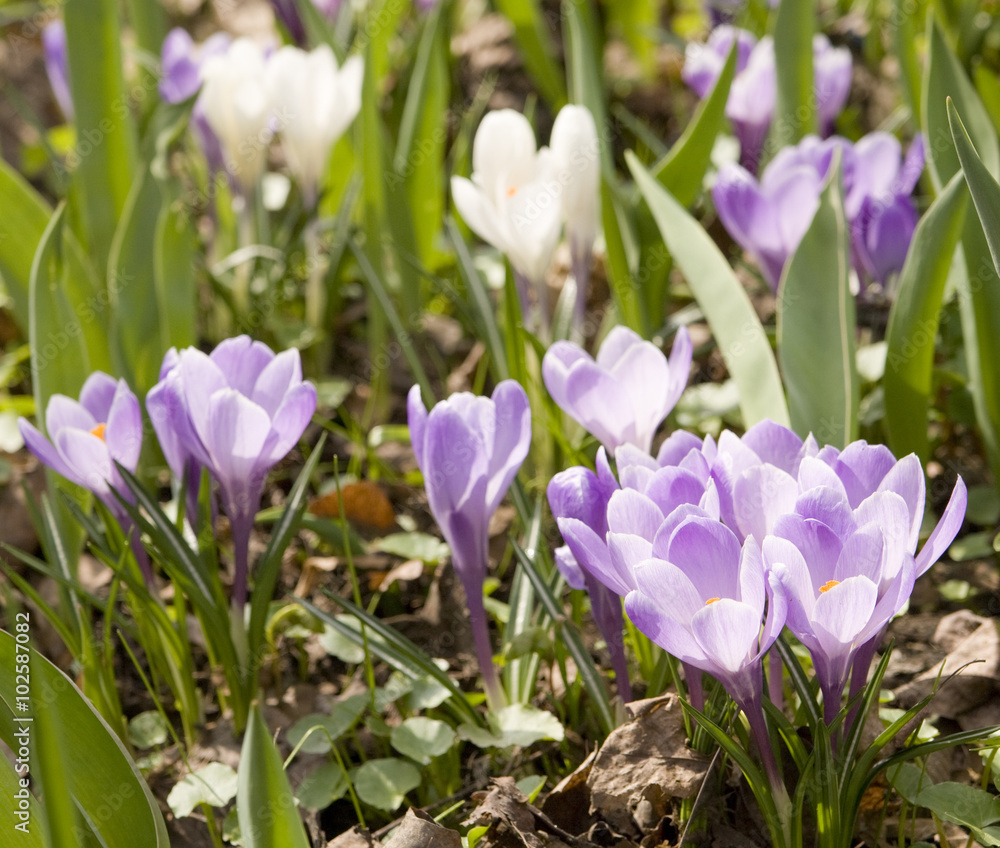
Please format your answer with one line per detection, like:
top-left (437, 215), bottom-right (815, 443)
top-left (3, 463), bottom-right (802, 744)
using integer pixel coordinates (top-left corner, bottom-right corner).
top-left (383, 809), bottom-right (461, 848)
top-left (309, 481), bottom-right (396, 531)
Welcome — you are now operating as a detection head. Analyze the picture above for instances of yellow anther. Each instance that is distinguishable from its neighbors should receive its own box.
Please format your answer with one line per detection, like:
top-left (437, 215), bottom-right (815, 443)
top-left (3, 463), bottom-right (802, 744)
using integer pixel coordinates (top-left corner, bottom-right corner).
top-left (705, 597), bottom-right (721, 605)
top-left (819, 580), bottom-right (840, 594)
top-left (89, 423), bottom-right (107, 441)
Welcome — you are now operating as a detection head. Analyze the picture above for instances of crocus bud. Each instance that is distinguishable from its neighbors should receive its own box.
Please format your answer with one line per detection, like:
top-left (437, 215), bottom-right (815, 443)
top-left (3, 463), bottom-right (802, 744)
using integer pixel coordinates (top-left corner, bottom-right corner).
top-left (42, 20), bottom-right (72, 121)
top-left (814, 34), bottom-right (852, 136)
top-left (148, 337), bottom-right (317, 608)
top-left (451, 109), bottom-right (563, 325)
top-left (198, 38), bottom-right (273, 189)
top-left (408, 381), bottom-right (532, 708)
top-left (543, 325), bottom-right (692, 454)
top-left (682, 25), bottom-right (757, 98)
top-left (266, 45), bottom-right (363, 204)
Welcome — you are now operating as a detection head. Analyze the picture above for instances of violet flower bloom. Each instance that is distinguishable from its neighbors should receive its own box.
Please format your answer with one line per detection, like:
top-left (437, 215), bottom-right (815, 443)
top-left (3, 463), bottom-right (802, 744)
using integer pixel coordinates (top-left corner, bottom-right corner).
top-left (270, 0), bottom-right (343, 45)
top-left (543, 326), bottom-right (692, 454)
top-left (684, 29), bottom-right (850, 172)
top-left (19, 373), bottom-right (150, 581)
top-left (408, 381), bottom-right (532, 708)
top-left (548, 453), bottom-right (632, 700)
top-left (848, 135), bottom-right (925, 290)
top-left (147, 337), bottom-right (316, 608)
top-left (765, 442), bottom-right (966, 724)
top-left (624, 516), bottom-right (787, 788)
top-left (160, 29), bottom-right (232, 174)
top-left (42, 20), bottom-right (73, 121)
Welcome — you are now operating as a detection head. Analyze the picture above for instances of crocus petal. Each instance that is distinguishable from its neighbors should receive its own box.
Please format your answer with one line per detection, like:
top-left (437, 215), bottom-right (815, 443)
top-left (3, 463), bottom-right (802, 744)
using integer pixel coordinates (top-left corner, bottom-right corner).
top-left (104, 381), bottom-right (143, 473)
top-left (205, 390), bottom-right (273, 499)
top-left (19, 419), bottom-right (75, 482)
top-left (554, 545), bottom-right (586, 590)
top-left (263, 381), bottom-right (317, 465)
top-left (451, 176), bottom-right (511, 258)
top-left (45, 394), bottom-right (97, 436)
top-left (407, 385), bottom-right (429, 471)
top-left (665, 517), bottom-right (743, 602)
top-left (741, 419), bottom-right (804, 475)
top-left (691, 599), bottom-right (759, 675)
top-left (252, 348), bottom-right (302, 417)
top-left (472, 109), bottom-right (538, 199)
top-left (78, 372), bottom-right (120, 422)
top-left (210, 336), bottom-right (276, 396)
top-left (914, 477), bottom-right (967, 577)
top-left (485, 380), bottom-right (532, 515)
top-left (54, 428), bottom-right (113, 498)
top-left (423, 405), bottom-right (488, 519)
top-left (733, 464), bottom-right (799, 541)
top-left (625, 591), bottom-right (706, 666)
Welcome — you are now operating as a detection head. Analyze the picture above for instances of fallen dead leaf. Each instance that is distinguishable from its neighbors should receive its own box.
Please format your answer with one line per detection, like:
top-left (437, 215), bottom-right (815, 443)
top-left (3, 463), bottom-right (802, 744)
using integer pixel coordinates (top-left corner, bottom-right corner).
top-left (310, 481), bottom-right (396, 531)
top-left (382, 808), bottom-right (461, 848)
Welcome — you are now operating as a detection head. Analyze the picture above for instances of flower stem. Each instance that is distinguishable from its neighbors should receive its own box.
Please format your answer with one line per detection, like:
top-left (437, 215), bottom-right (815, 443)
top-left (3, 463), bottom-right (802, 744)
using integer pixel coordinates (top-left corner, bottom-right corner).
top-left (465, 584), bottom-right (505, 712)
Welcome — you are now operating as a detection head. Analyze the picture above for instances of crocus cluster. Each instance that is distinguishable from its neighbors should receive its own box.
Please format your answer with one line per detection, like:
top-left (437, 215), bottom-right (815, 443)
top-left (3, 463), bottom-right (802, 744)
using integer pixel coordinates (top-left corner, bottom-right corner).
top-left (451, 105), bottom-right (601, 331)
top-left (713, 132), bottom-right (924, 292)
top-left (683, 26), bottom-right (851, 171)
top-left (160, 31), bottom-right (363, 201)
top-left (408, 382), bottom-right (532, 708)
top-left (551, 417), bottom-right (966, 766)
top-left (20, 337), bottom-right (316, 608)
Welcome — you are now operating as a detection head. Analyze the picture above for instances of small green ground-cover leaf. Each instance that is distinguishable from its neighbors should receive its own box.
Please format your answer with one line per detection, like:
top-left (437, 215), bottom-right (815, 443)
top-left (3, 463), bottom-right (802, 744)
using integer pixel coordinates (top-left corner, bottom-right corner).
top-left (458, 704), bottom-right (565, 749)
top-left (390, 717), bottom-right (457, 765)
top-left (168, 763), bottom-right (239, 818)
top-left (295, 762), bottom-right (350, 811)
top-left (372, 532), bottom-right (449, 564)
top-left (287, 694), bottom-right (369, 755)
top-left (351, 759), bottom-right (421, 811)
top-left (129, 710), bottom-right (169, 749)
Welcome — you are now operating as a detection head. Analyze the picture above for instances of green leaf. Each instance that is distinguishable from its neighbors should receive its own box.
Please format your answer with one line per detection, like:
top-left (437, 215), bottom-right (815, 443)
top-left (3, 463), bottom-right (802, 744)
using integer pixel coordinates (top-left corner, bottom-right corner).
top-left (493, 0), bottom-right (567, 109)
top-left (923, 14), bottom-right (1000, 191)
top-left (457, 704), bottom-right (565, 749)
top-left (372, 532), bottom-right (449, 564)
top-left (153, 181), bottom-right (198, 354)
top-left (563, 0), bottom-right (610, 171)
top-left (0, 157), bottom-right (50, 332)
top-left (295, 762), bottom-right (349, 811)
top-left (168, 763), bottom-right (239, 818)
top-left (770, 0), bottom-right (815, 150)
top-left (949, 101), bottom-right (1000, 481)
top-left (653, 42), bottom-right (738, 207)
top-left (108, 165), bottom-right (166, 395)
top-left (63, 0), bottom-right (138, 269)
top-left (0, 629), bottom-right (169, 846)
top-left (0, 754), bottom-right (43, 846)
top-left (626, 152), bottom-right (790, 428)
top-left (777, 155), bottom-right (857, 446)
top-left (319, 619), bottom-right (367, 665)
top-left (390, 717), bottom-right (457, 765)
top-left (286, 695), bottom-right (369, 755)
top-left (884, 172), bottom-right (968, 462)
top-left (351, 759), bottom-right (421, 812)
top-left (129, 710), bottom-right (169, 749)
top-left (237, 704), bottom-right (311, 848)
top-left (916, 781), bottom-right (1000, 843)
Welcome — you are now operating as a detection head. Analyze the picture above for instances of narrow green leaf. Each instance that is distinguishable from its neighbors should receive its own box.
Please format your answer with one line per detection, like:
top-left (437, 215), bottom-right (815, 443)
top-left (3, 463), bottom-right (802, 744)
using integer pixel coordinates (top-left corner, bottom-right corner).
top-left (884, 171), bottom-right (968, 462)
top-left (237, 704), bottom-right (311, 848)
top-left (600, 180), bottom-right (645, 333)
top-left (0, 630), bottom-right (169, 846)
top-left (923, 13), bottom-right (999, 191)
top-left (0, 157), bottom-right (50, 332)
top-left (771, 0), bottom-right (815, 149)
top-left (974, 65), bottom-right (1000, 137)
top-left (949, 101), bottom-right (1000, 481)
top-left (892, 0), bottom-right (923, 127)
top-left (563, 0), bottom-right (610, 171)
top-left (0, 754), bottom-right (44, 846)
top-left (154, 181), bottom-right (198, 353)
top-left (653, 43), bottom-right (738, 207)
top-left (510, 540), bottom-right (616, 737)
top-left (626, 152), bottom-right (790, 428)
top-left (108, 165), bottom-right (166, 395)
top-left (777, 156), bottom-right (857, 446)
top-left (493, 0), bottom-right (567, 109)
top-left (63, 0), bottom-right (139, 269)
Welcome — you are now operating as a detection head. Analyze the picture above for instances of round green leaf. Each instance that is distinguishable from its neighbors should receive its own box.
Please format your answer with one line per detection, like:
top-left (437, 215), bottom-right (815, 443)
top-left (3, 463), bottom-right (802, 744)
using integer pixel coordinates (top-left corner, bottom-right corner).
top-left (167, 763), bottom-right (238, 819)
top-left (295, 762), bottom-right (349, 810)
top-left (351, 759), bottom-right (421, 811)
top-left (390, 717), bottom-right (456, 765)
top-left (129, 711), bottom-right (169, 750)
top-left (319, 619), bottom-right (366, 664)
top-left (287, 694), bottom-right (368, 755)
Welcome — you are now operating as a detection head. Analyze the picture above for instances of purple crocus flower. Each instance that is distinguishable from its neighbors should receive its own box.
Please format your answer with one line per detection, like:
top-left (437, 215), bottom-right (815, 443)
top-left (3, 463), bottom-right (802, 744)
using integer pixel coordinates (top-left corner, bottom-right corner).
top-left (542, 326), bottom-right (692, 454)
top-left (548, 453), bottom-right (632, 701)
top-left (765, 441), bottom-right (966, 725)
top-left (42, 20), bottom-right (73, 121)
top-left (160, 29), bottom-right (232, 174)
top-left (19, 373), bottom-right (150, 580)
top-left (684, 29), bottom-right (850, 172)
top-left (269, 0), bottom-right (344, 45)
top-left (147, 337), bottom-right (316, 608)
top-left (624, 516), bottom-right (787, 787)
top-left (408, 381), bottom-right (532, 709)
top-left (849, 135), bottom-right (925, 290)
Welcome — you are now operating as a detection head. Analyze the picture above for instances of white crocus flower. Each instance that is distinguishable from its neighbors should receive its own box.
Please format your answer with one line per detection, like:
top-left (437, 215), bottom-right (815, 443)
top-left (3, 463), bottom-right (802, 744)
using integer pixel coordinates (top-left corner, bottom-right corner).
top-left (198, 38), bottom-right (273, 190)
top-left (267, 45), bottom-right (363, 204)
top-left (451, 109), bottom-right (563, 326)
top-left (550, 105), bottom-right (601, 326)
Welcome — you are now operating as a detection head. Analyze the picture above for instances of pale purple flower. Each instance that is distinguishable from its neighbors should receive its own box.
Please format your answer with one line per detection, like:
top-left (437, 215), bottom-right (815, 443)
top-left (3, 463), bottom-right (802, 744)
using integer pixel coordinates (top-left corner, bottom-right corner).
top-left (42, 20), bottom-right (72, 121)
top-left (542, 326), bottom-right (692, 454)
top-left (713, 133), bottom-right (922, 291)
top-left (147, 337), bottom-right (316, 608)
top-left (765, 441), bottom-right (966, 724)
top-left (408, 381), bottom-right (532, 707)
top-left (548, 453), bottom-right (631, 700)
top-left (270, 0), bottom-right (344, 44)
top-left (684, 29), bottom-right (850, 172)
top-left (19, 373), bottom-right (150, 580)
top-left (624, 516), bottom-right (787, 782)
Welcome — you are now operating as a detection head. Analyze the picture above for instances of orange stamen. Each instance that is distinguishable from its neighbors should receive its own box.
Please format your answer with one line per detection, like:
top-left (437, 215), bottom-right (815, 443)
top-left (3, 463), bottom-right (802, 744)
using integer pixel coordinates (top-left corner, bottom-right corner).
top-left (705, 597), bottom-right (721, 605)
top-left (819, 580), bottom-right (840, 594)
top-left (506, 185), bottom-right (518, 198)
top-left (89, 423), bottom-right (107, 441)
